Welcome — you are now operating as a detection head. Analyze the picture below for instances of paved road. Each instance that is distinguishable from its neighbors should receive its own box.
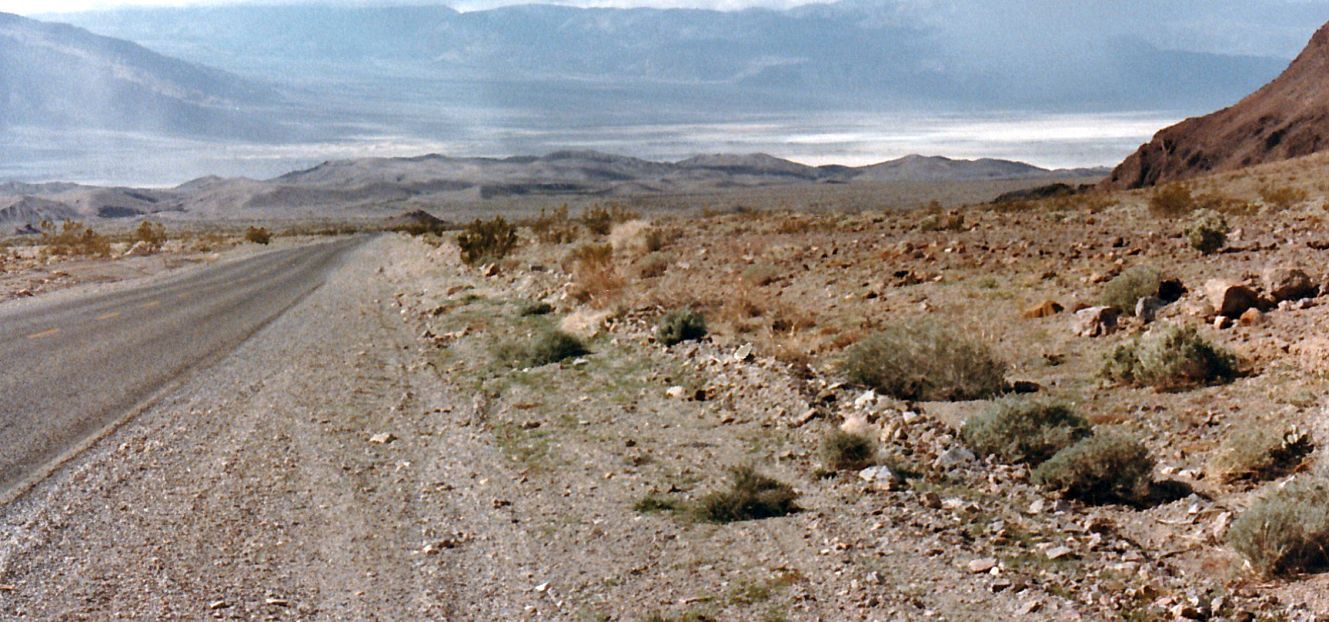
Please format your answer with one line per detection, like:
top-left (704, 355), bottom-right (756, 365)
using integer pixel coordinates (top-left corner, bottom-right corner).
top-left (0, 237), bottom-right (364, 498)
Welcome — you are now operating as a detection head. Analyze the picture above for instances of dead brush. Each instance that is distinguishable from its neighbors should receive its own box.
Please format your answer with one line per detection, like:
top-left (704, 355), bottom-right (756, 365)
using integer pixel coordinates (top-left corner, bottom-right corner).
top-left (1259, 184), bottom-right (1309, 211)
top-left (134, 221), bottom-right (168, 252)
top-left (691, 465), bottom-right (799, 523)
top-left (38, 220), bottom-right (111, 260)
top-left (580, 203), bottom-right (638, 236)
top-left (1208, 426), bottom-right (1313, 485)
top-left (564, 243), bottom-right (626, 308)
top-left (529, 205), bottom-right (579, 244)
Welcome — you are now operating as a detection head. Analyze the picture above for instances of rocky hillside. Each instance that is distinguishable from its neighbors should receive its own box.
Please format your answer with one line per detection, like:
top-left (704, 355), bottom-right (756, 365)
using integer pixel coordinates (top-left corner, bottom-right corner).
top-left (1103, 21), bottom-right (1329, 189)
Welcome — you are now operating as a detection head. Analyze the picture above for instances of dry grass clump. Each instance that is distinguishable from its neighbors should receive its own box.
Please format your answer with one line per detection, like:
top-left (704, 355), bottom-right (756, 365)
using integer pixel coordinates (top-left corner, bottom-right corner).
top-left (1100, 265), bottom-right (1162, 312)
top-left (741, 263), bottom-right (780, 287)
top-left (1185, 209), bottom-right (1228, 255)
top-left (1227, 478), bottom-right (1329, 576)
top-left (134, 221), bottom-right (167, 252)
top-left (565, 243), bottom-right (626, 308)
top-left (1101, 324), bottom-right (1238, 391)
top-left (692, 466), bottom-right (799, 523)
top-left (820, 429), bottom-right (877, 471)
top-left (656, 307), bottom-right (707, 346)
top-left (917, 211), bottom-right (965, 232)
top-left (1032, 433), bottom-right (1154, 503)
top-left (495, 329), bottom-right (589, 368)
top-left (38, 220), bottom-right (111, 259)
top-left (530, 205), bottom-right (579, 244)
top-left (1208, 427), bottom-right (1313, 484)
top-left (635, 252), bottom-right (671, 278)
top-left (244, 226), bottom-right (272, 245)
top-left (1149, 182), bottom-right (1196, 217)
top-left (962, 398), bottom-right (1092, 465)
top-left (457, 216), bottom-right (518, 265)
top-left (1259, 184), bottom-right (1309, 211)
top-left (843, 322), bottom-right (1006, 401)
top-left (608, 219), bottom-right (667, 256)
top-left (580, 203), bottom-right (638, 236)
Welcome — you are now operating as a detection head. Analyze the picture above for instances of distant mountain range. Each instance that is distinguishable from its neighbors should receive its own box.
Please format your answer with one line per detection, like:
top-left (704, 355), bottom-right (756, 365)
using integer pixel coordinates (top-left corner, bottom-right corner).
top-left (0, 151), bottom-right (1107, 226)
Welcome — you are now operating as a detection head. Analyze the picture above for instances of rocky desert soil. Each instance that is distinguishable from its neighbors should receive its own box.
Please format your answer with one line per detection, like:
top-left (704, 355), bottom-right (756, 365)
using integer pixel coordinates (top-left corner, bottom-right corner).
top-left (7, 151), bottom-right (1329, 620)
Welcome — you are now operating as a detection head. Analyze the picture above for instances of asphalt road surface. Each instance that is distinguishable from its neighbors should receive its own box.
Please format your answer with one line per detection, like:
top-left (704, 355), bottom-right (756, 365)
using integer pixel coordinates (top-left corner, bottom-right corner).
top-left (0, 237), bottom-right (363, 499)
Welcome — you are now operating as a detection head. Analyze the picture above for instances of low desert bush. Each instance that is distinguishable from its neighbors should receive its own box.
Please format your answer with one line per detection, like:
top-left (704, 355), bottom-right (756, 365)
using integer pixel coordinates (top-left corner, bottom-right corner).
top-left (1185, 209), bottom-right (1228, 255)
top-left (820, 430), bottom-right (877, 471)
top-left (1208, 427), bottom-right (1313, 484)
top-left (656, 307), bottom-right (707, 346)
top-left (581, 203), bottom-right (638, 236)
top-left (1259, 184), bottom-right (1309, 211)
top-left (565, 243), bottom-right (625, 307)
top-left (244, 226), bottom-right (272, 245)
top-left (496, 329), bottom-right (588, 368)
top-left (608, 219), bottom-right (666, 256)
top-left (1227, 478), bottom-right (1329, 576)
top-left (518, 301), bottom-right (554, 316)
top-left (636, 252), bottom-right (671, 278)
top-left (1149, 183), bottom-right (1196, 217)
top-left (962, 398), bottom-right (1092, 465)
top-left (134, 220), bottom-right (167, 252)
top-left (692, 466), bottom-right (799, 523)
top-left (1100, 265), bottom-right (1162, 313)
top-left (1032, 433), bottom-right (1154, 503)
top-left (530, 205), bottom-right (579, 244)
top-left (1101, 324), bottom-right (1238, 391)
top-left (843, 322), bottom-right (1006, 401)
top-left (634, 493), bottom-right (682, 514)
top-left (39, 220), bottom-right (111, 259)
top-left (917, 211), bottom-right (965, 232)
top-left (457, 216), bottom-right (518, 265)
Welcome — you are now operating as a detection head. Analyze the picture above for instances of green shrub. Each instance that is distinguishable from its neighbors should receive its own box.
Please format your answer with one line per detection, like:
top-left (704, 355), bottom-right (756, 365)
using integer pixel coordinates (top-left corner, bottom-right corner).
top-left (962, 398), bottom-right (1092, 465)
top-left (692, 466), bottom-right (798, 523)
top-left (1100, 266), bottom-right (1162, 313)
top-left (496, 329), bottom-right (588, 368)
top-left (820, 430), bottom-right (877, 471)
top-left (843, 322), bottom-right (1006, 401)
top-left (1100, 324), bottom-right (1238, 391)
top-left (1208, 427), bottom-right (1313, 484)
top-left (457, 216), bottom-right (519, 265)
top-left (244, 226), bottom-right (272, 245)
top-left (656, 308), bottom-right (707, 346)
top-left (1032, 433), bottom-right (1154, 503)
top-left (1149, 183), bottom-right (1196, 217)
top-left (1185, 209), bottom-right (1228, 255)
top-left (1227, 478), bottom-right (1329, 576)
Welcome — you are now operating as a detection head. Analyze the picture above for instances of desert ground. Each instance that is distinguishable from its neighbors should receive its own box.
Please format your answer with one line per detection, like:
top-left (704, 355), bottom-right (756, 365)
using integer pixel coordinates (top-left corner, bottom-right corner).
top-left (4, 154), bottom-right (1329, 620)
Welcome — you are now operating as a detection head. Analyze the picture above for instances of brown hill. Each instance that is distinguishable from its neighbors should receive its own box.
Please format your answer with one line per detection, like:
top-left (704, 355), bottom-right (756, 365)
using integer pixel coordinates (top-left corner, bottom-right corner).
top-left (1102, 22), bottom-right (1329, 190)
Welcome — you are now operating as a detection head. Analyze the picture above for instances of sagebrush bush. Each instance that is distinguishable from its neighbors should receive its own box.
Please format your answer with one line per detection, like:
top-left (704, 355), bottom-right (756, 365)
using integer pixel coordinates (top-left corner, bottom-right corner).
top-left (1032, 433), bottom-right (1154, 503)
top-left (692, 466), bottom-right (798, 523)
top-left (1209, 427), bottom-right (1313, 484)
top-left (820, 430), bottom-right (877, 471)
top-left (656, 307), bottom-right (707, 346)
top-left (244, 226), bottom-right (272, 245)
top-left (134, 221), bottom-right (167, 252)
top-left (530, 205), bottom-right (579, 244)
top-left (1185, 209), bottom-right (1228, 254)
top-left (1100, 324), bottom-right (1238, 390)
top-left (457, 216), bottom-right (518, 265)
top-left (38, 220), bottom-right (111, 259)
top-left (843, 323), bottom-right (1006, 401)
top-left (962, 398), bottom-right (1092, 465)
top-left (1100, 266), bottom-right (1162, 313)
top-left (1149, 183), bottom-right (1196, 217)
top-left (1228, 478), bottom-right (1329, 576)
top-left (496, 329), bottom-right (588, 368)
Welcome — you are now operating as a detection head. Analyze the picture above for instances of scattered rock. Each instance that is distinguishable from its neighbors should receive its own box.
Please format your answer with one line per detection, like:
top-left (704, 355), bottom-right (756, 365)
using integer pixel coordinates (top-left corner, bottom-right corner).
top-left (1239, 307), bottom-right (1263, 327)
top-left (207, 600), bottom-right (230, 610)
top-left (369, 432), bottom-right (397, 445)
top-left (1045, 545), bottom-right (1075, 560)
top-left (1134, 296), bottom-right (1166, 323)
top-left (1157, 278), bottom-right (1187, 303)
top-left (123, 241), bottom-right (154, 257)
top-left (933, 446), bottom-right (976, 469)
top-left (1263, 266), bottom-right (1317, 302)
top-left (1073, 306), bottom-right (1119, 337)
top-left (665, 386), bottom-right (688, 399)
top-left (852, 390), bottom-right (877, 409)
top-left (967, 558), bottom-right (998, 573)
top-left (857, 465), bottom-right (902, 491)
top-left (1204, 279), bottom-right (1259, 317)
top-left (734, 344), bottom-right (754, 361)
top-left (1022, 300), bottom-right (1064, 319)
top-left (840, 414), bottom-right (873, 436)
top-left (1214, 315), bottom-right (1233, 330)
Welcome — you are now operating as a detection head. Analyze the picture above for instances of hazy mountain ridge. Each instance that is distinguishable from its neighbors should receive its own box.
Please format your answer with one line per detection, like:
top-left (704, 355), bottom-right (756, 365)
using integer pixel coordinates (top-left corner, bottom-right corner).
top-left (0, 151), bottom-right (1108, 226)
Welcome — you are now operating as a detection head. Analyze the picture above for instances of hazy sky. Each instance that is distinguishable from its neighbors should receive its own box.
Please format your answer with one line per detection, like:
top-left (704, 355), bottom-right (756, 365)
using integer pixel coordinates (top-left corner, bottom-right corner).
top-left (1, 0), bottom-right (819, 13)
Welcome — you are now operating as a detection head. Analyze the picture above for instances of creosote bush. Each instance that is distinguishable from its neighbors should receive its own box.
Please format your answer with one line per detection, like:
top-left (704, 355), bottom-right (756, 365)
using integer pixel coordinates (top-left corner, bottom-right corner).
top-left (1208, 427), bottom-right (1313, 484)
top-left (1149, 182), bottom-right (1196, 217)
top-left (1227, 478), bottom-right (1329, 576)
top-left (692, 465), bottom-right (798, 523)
top-left (843, 322), bottom-right (1006, 401)
top-left (820, 430), bottom-right (877, 471)
top-left (656, 308), bottom-right (707, 346)
top-left (1185, 209), bottom-right (1228, 255)
top-left (580, 203), bottom-right (638, 236)
top-left (1100, 265), bottom-right (1162, 313)
top-left (496, 329), bottom-right (588, 368)
top-left (1101, 324), bottom-right (1238, 391)
top-left (38, 220), bottom-right (111, 259)
top-left (1032, 433), bottom-right (1154, 503)
top-left (530, 205), bottom-right (579, 244)
top-left (962, 398), bottom-right (1092, 466)
top-left (134, 220), bottom-right (167, 252)
top-left (244, 226), bottom-right (272, 245)
top-left (457, 216), bottom-right (518, 265)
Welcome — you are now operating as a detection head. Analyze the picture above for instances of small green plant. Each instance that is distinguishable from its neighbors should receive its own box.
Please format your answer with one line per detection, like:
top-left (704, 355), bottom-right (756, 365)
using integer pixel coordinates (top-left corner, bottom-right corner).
top-left (962, 398), bottom-right (1092, 465)
top-left (1149, 182), bottom-right (1196, 217)
top-left (457, 216), bottom-right (518, 265)
top-left (820, 429), bottom-right (877, 471)
top-left (656, 308), bottom-right (707, 346)
top-left (634, 493), bottom-right (683, 514)
top-left (1185, 209), bottom-right (1228, 254)
top-left (244, 226), bottom-right (272, 245)
top-left (134, 220), bottom-right (167, 252)
top-left (496, 329), bottom-right (589, 368)
top-left (692, 466), bottom-right (799, 523)
top-left (1227, 478), bottom-right (1329, 576)
top-left (843, 322), bottom-right (1006, 401)
top-left (1208, 427), bottom-right (1313, 484)
top-left (1100, 324), bottom-right (1238, 391)
top-left (1032, 433), bottom-right (1154, 503)
top-left (1100, 265), bottom-right (1162, 313)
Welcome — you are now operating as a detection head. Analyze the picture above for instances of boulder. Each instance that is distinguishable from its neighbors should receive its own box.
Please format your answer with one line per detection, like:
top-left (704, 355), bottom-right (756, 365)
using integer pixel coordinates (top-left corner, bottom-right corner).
top-left (1204, 279), bottom-right (1259, 317)
top-left (1022, 300), bottom-right (1064, 319)
top-left (1134, 296), bottom-right (1167, 323)
top-left (1073, 306), bottom-right (1120, 337)
top-left (1239, 308), bottom-right (1264, 327)
top-left (1263, 266), bottom-right (1318, 302)
top-left (857, 465), bottom-right (902, 491)
top-left (1157, 278), bottom-right (1187, 303)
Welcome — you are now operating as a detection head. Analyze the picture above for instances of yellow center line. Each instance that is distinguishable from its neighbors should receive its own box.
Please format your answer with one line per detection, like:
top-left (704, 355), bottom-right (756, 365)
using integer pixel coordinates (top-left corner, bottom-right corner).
top-left (95, 311), bottom-right (121, 321)
top-left (27, 328), bottom-right (60, 340)
top-left (141, 300), bottom-right (161, 309)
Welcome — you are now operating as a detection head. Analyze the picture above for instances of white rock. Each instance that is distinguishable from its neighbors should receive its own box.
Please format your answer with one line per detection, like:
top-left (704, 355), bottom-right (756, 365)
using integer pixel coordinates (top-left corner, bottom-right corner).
top-left (853, 390), bottom-right (878, 409)
top-left (933, 446), bottom-right (976, 469)
top-left (857, 465), bottom-right (901, 490)
top-left (665, 386), bottom-right (687, 399)
top-left (369, 432), bottom-right (397, 445)
top-left (967, 558), bottom-right (998, 573)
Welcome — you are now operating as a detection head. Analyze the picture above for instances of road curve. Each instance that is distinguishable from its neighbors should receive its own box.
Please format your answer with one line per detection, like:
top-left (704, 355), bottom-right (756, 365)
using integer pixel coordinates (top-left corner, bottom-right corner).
top-left (0, 236), bottom-right (364, 499)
